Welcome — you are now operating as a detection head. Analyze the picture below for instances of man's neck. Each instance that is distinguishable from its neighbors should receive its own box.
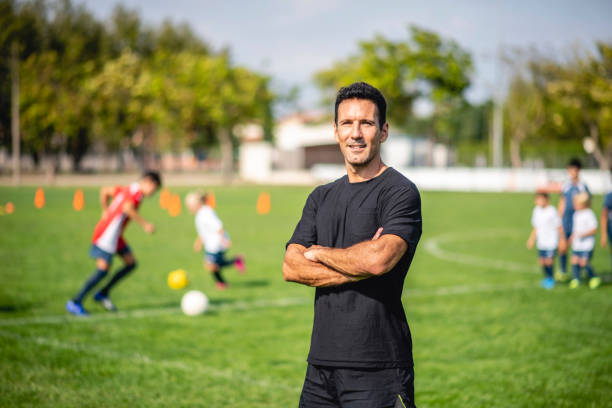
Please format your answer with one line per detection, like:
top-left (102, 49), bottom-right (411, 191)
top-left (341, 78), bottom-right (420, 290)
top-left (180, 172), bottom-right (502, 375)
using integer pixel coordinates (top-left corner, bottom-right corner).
top-left (346, 157), bottom-right (388, 183)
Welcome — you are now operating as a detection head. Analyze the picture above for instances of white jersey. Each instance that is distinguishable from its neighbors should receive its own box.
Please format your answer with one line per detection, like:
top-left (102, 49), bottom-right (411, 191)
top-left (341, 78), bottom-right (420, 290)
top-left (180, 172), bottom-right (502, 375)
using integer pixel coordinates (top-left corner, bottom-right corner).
top-left (531, 205), bottom-right (561, 250)
top-left (195, 205), bottom-right (225, 253)
top-left (572, 208), bottom-right (597, 251)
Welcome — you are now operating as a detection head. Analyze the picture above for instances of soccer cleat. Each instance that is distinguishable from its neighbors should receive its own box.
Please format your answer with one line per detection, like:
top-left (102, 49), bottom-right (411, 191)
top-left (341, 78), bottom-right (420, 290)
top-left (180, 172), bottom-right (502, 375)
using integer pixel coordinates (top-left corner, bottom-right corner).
top-left (215, 282), bottom-right (228, 291)
top-left (588, 277), bottom-right (602, 290)
top-left (540, 277), bottom-right (555, 290)
top-left (93, 292), bottom-right (118, 312)
top-left (569, 278), bottom-right (581, 289)
top-left (234, 256), bottom-right (246, 274)
top-left (554, 270), bottom-right (568, 283)
top-left (66, 300), bottom-right (89, 316)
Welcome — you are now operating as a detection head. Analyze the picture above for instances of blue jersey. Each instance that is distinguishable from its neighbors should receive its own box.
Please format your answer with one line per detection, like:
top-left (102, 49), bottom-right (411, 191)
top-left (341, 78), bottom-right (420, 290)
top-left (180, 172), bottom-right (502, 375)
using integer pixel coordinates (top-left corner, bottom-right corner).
top-left (561, 180), bottom-right (590, 233)
top-left (603, 192), bottom-right (612, 235)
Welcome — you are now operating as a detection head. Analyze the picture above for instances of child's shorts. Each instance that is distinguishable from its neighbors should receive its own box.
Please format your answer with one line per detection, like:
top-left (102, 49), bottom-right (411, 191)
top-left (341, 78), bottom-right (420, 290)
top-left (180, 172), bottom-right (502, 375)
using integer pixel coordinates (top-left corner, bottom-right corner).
top-left (537, 249), bottom-right (556, 259)
top-left (572, 250), bottom-right (593, 260)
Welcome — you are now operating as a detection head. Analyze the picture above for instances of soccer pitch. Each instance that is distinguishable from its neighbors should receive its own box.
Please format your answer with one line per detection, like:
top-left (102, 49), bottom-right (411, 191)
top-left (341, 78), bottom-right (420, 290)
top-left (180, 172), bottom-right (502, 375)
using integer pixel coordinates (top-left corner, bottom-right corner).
top-left (1, 185), bottom-right (611, 407)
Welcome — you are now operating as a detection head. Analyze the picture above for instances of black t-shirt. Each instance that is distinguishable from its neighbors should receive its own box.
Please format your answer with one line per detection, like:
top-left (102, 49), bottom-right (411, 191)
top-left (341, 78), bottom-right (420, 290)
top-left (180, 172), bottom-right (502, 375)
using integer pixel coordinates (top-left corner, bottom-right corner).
top-left (287, 167), bottom-right (422, 368)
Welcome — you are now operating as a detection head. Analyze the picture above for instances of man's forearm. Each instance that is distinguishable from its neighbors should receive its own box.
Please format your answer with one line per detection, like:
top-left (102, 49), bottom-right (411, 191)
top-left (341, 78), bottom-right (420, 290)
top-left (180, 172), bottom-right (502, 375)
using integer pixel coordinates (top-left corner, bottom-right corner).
top-left (283, 245), bottom-right (357, 287)
top-left (307, 235), bottom-right (407, 278)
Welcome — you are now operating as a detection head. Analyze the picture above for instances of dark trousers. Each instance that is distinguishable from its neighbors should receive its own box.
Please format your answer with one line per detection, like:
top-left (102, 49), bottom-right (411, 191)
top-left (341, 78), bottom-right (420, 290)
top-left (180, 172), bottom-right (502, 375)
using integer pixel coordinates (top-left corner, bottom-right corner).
top-left (299, 364), bottom-right (415, 408)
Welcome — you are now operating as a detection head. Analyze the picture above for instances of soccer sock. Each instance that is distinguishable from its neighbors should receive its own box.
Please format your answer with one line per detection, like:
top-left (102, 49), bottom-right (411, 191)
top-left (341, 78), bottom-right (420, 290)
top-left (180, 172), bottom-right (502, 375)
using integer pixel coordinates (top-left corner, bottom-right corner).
top-left (572, 264), bottom-right (581, 281)
top-left (543, 265), bottom-right (553, 278)
top-left (213, 271), bottom-right (226, 284)
top-left (98, 263), bottom-right (137, 296)
top-left (585, 264), bottom-right (595, 279)
top-left (73, 268), bottom-right (108, 303)
top-left (560, 254), bottom-right (567, 274)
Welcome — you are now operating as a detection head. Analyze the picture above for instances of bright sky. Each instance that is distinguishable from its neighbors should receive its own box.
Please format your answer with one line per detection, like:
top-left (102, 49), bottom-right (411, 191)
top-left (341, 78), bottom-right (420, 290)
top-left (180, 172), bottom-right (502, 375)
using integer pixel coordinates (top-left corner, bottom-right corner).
top-left (78, 0), bottom-right (612, 111)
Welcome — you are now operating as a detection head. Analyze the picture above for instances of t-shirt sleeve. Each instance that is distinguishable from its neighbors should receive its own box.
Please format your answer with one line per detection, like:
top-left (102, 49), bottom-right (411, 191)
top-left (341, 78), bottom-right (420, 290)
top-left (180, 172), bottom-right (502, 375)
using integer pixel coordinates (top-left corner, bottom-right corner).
top-left (589, 211), bottom-right (598, 229)
top-left (531, 209), bottom-right (536, 227)
top-left (379, 186), bottom-right (422, 245)
top-left (286, 190), bottom-right (319, 248)
top-left (554, 212), bottom-right (561, 227)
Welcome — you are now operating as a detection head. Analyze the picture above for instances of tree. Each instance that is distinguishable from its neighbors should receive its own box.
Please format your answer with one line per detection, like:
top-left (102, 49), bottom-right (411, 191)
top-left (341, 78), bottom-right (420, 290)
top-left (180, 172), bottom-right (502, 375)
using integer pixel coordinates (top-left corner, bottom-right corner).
top-left (314, 26), bottom-right (472, 136)
top-left (503, 44), bottom-right (612, 169)
top-left (544, 43), bottom-right (612, 169)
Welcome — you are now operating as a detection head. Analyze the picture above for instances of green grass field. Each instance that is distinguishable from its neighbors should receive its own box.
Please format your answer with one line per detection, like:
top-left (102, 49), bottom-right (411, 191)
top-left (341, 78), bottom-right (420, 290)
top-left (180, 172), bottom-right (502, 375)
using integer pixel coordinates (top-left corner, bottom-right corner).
top-left (1, 185), bottom-right (611, 407)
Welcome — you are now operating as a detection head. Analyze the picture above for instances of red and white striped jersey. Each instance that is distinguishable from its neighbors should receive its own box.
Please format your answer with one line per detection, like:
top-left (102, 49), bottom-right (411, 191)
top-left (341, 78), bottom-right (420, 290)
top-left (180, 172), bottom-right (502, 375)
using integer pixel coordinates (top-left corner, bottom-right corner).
top-left (91, 182), bottom-right (144, 253)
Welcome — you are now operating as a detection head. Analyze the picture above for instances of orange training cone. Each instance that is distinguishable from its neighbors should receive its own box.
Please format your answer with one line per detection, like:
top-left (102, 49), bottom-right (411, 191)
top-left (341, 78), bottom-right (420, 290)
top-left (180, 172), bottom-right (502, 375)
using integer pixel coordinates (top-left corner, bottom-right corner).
top-left (73, 189), bottom-right (85, 211)
top-left (34, 187), bottom-right (45, 209)
top-left (5, 202), bottom-right (14, 214)
top-left (206, 191), bottom-right (216, 209)
top-left (159, 188), bottom-right (171, 210)
top-left (256, 192), bottom-right (271, 215)
top-left (168, 193), bottom-right (181, 217)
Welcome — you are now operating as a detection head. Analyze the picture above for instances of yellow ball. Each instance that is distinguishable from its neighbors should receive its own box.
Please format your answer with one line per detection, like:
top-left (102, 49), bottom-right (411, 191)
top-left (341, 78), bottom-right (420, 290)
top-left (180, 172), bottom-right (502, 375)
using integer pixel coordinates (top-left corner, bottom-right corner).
top-left (168, 269), bottom-right (189, 290)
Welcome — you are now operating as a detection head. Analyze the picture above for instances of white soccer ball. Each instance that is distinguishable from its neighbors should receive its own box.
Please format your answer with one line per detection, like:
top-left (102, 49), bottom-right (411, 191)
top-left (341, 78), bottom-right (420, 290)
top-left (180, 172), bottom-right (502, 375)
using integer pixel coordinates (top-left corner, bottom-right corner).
top-left (181, 290), bottom-right (209, 316)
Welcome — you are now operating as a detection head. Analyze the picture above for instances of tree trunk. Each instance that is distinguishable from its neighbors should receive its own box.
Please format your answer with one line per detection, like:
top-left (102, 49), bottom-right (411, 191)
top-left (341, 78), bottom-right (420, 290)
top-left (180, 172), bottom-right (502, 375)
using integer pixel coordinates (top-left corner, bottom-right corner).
top-left (218, 127), bottom-right (233, 181)
top-left (10, 42), bottom-right (20, 185)
top-left (70, 127), bottom-right (89, 172)
top-left (510, 131), bottom-right (523, 168)
top-left (589, 123), bottom-right (609, 171)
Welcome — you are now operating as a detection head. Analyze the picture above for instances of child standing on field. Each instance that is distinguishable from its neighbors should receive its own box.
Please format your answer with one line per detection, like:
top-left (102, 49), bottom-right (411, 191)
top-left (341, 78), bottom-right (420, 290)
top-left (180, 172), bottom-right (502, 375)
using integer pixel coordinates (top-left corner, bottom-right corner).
top-left (527, 192), bottom-right (567, 289)
top-left (599, 179), bottom-right (612, 269)
top-left (569, 192), bottom-right (601, 289)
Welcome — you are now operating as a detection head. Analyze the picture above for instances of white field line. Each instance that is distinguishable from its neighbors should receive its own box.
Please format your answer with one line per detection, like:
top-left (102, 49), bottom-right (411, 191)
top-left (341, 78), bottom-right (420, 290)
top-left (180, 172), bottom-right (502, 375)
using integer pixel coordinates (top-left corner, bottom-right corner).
top-left (0, 282), bottom-right (536, 328)
top-left (0, 329), bottom-right (301, 393)
top-left (423, 230), bottom-right (539, 274)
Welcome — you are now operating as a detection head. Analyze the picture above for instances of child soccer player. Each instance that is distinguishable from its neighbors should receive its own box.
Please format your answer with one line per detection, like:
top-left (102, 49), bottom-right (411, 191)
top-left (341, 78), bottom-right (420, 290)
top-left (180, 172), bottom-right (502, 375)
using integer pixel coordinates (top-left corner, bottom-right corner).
top-left (185, 191), bottom-right (245, 290)
top-left (66, 171), bottom-right (162, 316)
top-left (568, 192), bottom-right (601, 289)
top-left (527, 191), bottom-right (567, 289)
top-left (600, 178), bottom-right (612, 270)
top-left (557, 158), bottom-right (590, 281)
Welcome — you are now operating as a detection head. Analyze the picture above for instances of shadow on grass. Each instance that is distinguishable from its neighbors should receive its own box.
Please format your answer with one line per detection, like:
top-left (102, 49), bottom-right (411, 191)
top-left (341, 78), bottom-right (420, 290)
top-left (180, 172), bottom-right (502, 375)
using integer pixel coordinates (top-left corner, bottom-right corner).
top-left (228, 279), bottom-right (269, 288)
top-left (0, 301), bottom-right (41, 313)
top-left (598, 272), bottom-right (612, 285)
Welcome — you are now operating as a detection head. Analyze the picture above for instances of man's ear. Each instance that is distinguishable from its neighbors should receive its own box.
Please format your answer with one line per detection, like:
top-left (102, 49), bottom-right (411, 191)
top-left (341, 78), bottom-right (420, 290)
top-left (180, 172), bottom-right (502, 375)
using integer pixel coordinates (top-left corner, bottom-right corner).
top-left (333, 122), bottom-right (340, 144)
top-left (380, 123), bottom-right (389, 143)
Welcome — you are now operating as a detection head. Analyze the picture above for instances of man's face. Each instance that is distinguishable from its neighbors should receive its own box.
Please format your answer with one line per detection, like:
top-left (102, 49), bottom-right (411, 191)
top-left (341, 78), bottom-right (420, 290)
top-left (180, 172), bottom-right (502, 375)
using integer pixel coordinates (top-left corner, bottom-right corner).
top-left (334, 98), bottom-right (388, 168)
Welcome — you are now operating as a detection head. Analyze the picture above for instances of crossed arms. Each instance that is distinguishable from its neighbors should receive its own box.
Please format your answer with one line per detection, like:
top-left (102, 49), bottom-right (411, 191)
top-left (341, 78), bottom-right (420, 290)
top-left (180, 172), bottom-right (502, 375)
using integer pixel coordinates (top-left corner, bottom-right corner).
top-left (282, 228), bottom-right (408, 287)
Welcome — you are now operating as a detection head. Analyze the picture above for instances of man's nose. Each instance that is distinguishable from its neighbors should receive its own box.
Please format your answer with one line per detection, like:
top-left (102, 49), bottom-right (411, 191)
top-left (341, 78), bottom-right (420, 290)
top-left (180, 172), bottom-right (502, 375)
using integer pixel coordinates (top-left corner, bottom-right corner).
top-left (351, 123), bottom-right (362, 138)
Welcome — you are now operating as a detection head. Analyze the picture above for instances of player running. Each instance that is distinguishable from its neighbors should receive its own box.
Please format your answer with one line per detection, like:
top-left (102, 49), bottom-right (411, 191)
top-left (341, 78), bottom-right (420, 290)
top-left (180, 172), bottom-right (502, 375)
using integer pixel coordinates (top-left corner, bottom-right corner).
top-left (185, 191), bottom-right (245, 290)
top-left (557, 158), bottom-right (590, 281)
top-left (66, 171), bottom-right (162, 316)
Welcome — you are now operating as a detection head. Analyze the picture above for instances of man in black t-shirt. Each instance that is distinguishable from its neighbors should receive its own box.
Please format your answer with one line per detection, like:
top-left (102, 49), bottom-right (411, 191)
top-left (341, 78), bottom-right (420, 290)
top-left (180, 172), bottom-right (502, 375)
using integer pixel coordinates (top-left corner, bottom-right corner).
top-left (283, 82), bottom-right (422, 408)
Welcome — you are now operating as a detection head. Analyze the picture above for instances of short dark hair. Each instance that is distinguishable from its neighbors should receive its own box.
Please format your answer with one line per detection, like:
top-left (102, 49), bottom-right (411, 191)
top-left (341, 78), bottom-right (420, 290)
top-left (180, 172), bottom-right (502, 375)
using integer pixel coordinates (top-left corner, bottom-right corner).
top-left (535, 191), bottom-right (549, 199)
top-left (567, 158), bottom-right (582, 169)
top-left (334, 82), bottom-right (387, 128)
top-left (142, 170), bottom-right (162, 187)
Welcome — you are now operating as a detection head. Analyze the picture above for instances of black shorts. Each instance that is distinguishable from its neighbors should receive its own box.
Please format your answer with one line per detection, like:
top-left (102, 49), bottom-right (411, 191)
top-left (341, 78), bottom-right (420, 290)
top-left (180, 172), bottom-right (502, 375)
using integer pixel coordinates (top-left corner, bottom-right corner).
top-left (299, 364), bottom-right (415, 408)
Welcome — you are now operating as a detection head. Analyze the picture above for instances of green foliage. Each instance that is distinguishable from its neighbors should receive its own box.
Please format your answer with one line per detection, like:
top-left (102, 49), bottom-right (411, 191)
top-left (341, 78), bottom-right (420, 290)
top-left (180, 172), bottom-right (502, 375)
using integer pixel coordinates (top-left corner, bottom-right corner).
top-left (504, 44), bottom-right (612, 168)
top-left (0, 186), bottom-right (611, 406)
top-left (314, 26), bottom-right (473, 131)
top-left (0, 0), bottom-right (274, 171)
